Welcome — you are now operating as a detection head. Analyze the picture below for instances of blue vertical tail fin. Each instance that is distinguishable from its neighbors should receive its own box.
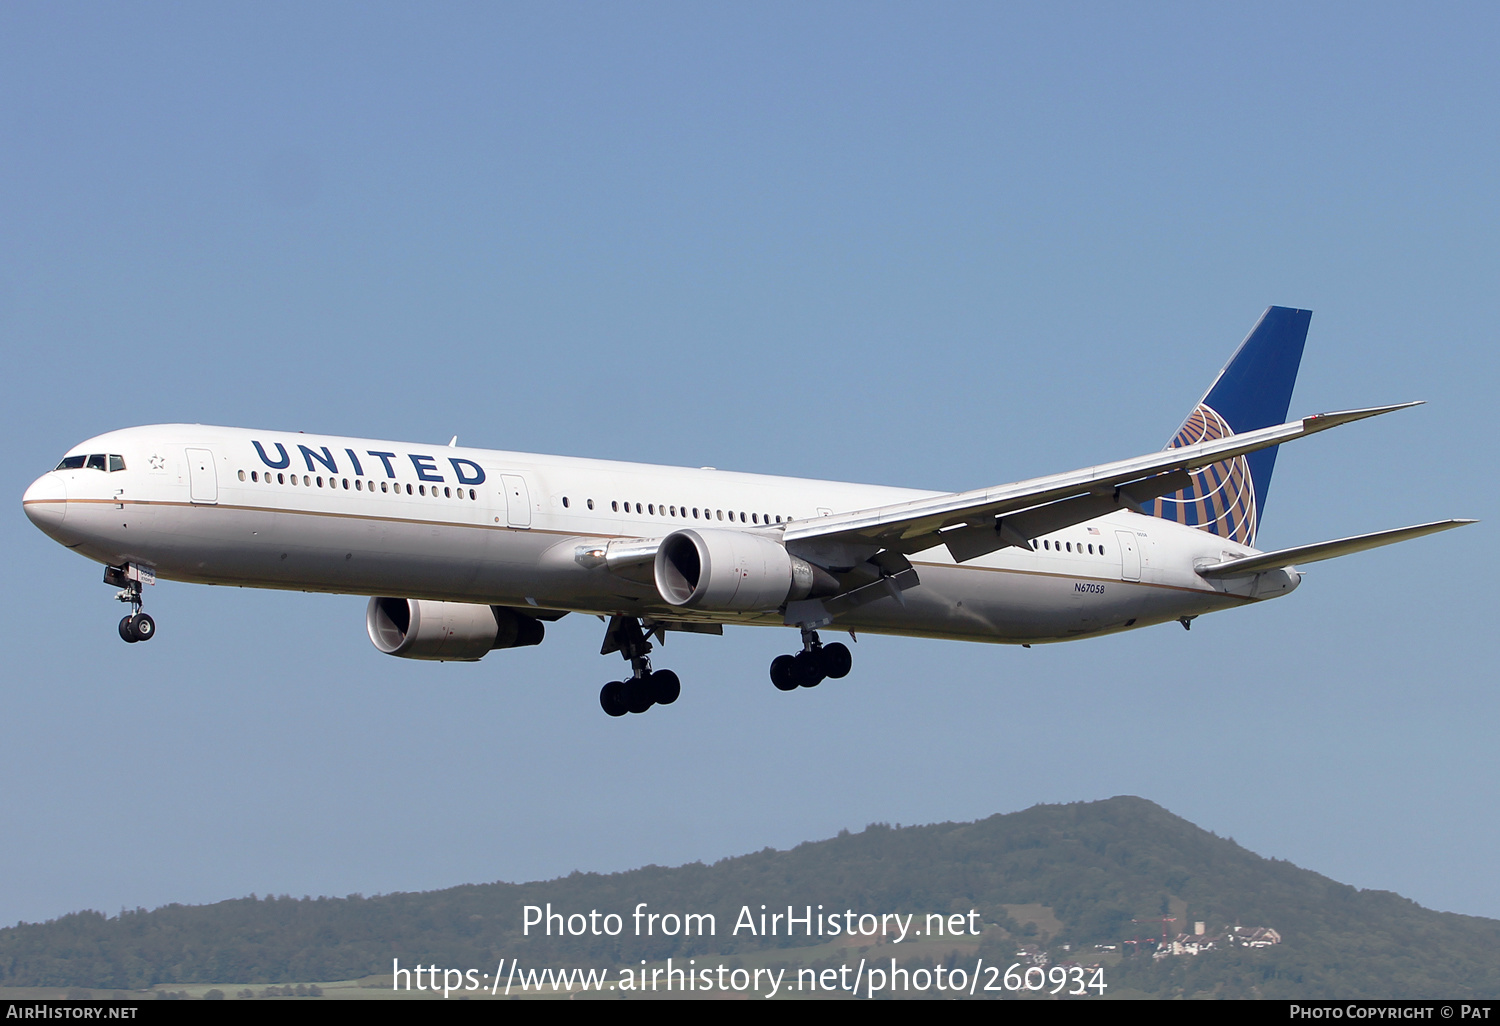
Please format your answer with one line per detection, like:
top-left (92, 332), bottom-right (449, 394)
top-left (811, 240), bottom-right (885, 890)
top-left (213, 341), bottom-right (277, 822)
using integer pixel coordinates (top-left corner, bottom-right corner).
top-left (1150, 306), bottom-right (1311, 545)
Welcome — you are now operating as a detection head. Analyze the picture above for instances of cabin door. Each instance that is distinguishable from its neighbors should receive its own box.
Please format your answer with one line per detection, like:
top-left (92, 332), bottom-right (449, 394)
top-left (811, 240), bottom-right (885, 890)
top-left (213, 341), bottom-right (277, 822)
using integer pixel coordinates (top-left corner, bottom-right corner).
top-left (500, 474), bottom-right (532, 528)
top-left (1115, 531), bottom-right (1141, 582)
top-left (186, 448), bottom-right (218, 504)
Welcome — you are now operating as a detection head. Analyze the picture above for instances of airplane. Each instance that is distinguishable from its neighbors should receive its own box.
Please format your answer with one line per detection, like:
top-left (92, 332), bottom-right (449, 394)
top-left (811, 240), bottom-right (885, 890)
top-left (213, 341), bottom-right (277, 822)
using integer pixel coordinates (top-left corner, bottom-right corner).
top-left (22, 307), bottom-right (1473, 717)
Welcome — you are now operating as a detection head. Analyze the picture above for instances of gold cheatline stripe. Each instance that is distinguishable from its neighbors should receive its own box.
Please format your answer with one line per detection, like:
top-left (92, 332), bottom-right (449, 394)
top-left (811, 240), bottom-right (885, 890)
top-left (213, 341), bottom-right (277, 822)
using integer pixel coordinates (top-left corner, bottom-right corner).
top-left (39, 499), bottom-right (1240, 600)
top-left (38, 498), bottom-right (585, 537)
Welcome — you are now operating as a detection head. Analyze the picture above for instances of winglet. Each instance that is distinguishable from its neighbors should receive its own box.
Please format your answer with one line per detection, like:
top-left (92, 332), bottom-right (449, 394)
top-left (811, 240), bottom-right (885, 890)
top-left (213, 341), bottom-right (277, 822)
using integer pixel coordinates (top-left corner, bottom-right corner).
top-left (1301, 401), bottom-right (1424, 433)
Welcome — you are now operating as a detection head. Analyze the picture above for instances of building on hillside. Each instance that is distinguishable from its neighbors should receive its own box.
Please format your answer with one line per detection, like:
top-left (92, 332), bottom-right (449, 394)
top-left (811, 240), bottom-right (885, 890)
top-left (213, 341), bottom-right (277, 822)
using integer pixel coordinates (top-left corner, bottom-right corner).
top-left (1230, 927), bottom-right (1281, 948)
top-left (1152, 924), bottom-right (1281, 959)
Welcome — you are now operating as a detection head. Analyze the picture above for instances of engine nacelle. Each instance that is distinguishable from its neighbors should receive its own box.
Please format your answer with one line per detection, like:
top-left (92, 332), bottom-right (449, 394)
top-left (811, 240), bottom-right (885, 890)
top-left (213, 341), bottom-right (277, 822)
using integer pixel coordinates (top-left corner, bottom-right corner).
top-left (654, 529), bottom-right (837, 612)
top-left (366, 598), bottom-right (545, 661)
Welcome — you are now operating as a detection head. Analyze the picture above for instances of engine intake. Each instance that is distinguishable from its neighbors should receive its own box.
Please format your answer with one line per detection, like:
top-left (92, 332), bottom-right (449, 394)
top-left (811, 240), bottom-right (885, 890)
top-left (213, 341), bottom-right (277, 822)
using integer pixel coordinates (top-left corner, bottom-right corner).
top-left (366, 598), bottom-right (545, 661)
top-left (654, 529), bottom-right (837, 612)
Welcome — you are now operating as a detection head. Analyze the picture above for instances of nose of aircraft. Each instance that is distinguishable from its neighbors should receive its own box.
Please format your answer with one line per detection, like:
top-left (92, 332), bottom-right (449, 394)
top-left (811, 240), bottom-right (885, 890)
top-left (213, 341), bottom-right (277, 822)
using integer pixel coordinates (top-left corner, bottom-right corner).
top-left (22, 472), bottom-right (67, 530)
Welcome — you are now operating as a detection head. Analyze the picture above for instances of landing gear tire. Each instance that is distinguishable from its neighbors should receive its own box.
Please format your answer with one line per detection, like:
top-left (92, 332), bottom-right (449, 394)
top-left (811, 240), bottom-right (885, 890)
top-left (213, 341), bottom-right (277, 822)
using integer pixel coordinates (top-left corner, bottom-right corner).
top-left (792, 651), bottom-right (825, 688)
top-left (130, 613), bottom-right (155, 642)
top-left (624, 676), bottom-right (656, 715)
top-left (651, 669), bottom-right (681, 705)
top-left (772, 631), bottom-right (853, 692)
top-left (119, 615), bottom-right (139, 643)
top-left (599, 681), bottom-right (629, 717)
top-left (770, 655), bottom-right (798, 692)
top-left (819, 642), bottom-right (851, 679)
top-left (599, 615), bottom-right (682, 717)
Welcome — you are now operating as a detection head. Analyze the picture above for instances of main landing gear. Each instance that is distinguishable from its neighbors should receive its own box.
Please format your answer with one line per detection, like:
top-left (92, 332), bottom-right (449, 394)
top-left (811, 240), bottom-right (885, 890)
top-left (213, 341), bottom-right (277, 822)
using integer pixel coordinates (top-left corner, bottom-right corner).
top-left (598, 616), bottom-right (680, 717)
top-left (105, 564), bottom-right (156, 644)
top-left (769, 629), bottom-right (852, 692)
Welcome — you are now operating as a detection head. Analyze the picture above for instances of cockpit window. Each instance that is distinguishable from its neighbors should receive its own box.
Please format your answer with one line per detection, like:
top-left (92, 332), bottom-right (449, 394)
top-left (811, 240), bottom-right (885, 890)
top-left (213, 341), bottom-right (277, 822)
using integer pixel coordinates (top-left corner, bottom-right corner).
top-left (55, 453), bottom-right (125, 471)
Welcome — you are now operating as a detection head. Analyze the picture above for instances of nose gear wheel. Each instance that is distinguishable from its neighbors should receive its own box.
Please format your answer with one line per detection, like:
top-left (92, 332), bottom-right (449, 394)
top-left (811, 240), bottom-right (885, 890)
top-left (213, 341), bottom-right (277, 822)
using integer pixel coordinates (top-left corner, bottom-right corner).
top-left (106, 565), bottom-right (157, 643)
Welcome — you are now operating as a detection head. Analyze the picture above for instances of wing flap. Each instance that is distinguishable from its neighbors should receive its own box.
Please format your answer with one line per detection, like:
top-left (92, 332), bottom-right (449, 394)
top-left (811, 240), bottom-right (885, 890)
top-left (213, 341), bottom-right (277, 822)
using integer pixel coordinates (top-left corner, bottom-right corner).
top-left (784, 566), bottom-right (921, 628)
top-left (939, 469), bottom-right (1195, 563)
top-left (1195, 519), bottom-right (1476, 578)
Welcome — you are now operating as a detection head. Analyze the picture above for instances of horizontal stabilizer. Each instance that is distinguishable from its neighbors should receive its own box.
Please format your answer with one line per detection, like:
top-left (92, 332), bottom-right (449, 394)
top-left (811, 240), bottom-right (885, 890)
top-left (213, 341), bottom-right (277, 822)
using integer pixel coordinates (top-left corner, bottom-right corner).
top-left (1195, 519), bottom-right (1476, 578)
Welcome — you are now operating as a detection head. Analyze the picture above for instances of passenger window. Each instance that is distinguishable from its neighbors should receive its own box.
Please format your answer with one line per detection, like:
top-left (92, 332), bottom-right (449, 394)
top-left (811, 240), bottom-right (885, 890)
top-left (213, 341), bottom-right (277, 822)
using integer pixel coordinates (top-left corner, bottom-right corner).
top-left (562, 496), bottom-right (569, 508)
top-left (587, 499), bottom-right (594, 510)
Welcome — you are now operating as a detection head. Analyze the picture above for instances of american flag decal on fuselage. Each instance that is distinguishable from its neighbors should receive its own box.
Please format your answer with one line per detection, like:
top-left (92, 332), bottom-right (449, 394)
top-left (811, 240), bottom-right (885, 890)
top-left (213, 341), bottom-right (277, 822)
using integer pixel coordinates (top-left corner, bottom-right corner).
top-left (1152, 403), bottom-right (1257, 545)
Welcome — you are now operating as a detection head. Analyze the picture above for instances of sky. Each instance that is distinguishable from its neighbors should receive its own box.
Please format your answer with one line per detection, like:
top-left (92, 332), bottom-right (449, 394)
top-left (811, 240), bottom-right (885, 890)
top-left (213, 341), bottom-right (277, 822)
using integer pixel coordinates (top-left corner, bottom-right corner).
top-left (2, 3), bottom-right (1496, 931)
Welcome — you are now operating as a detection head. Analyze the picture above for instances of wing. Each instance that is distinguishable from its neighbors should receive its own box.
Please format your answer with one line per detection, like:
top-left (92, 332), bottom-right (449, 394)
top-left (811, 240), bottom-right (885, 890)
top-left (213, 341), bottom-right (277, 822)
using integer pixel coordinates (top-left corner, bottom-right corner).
top-left (781, 403), bottom-right (1422, 566)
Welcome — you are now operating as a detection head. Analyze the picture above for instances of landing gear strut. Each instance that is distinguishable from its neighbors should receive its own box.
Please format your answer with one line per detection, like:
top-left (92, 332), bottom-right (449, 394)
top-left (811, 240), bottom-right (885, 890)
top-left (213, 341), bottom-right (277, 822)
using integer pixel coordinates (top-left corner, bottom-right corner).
top-left (105, 564), bottom-right (156, 644)
top-left (769, 628), bottom-right (852, 692)
top-left (598, 616), bottom-right (680, 717)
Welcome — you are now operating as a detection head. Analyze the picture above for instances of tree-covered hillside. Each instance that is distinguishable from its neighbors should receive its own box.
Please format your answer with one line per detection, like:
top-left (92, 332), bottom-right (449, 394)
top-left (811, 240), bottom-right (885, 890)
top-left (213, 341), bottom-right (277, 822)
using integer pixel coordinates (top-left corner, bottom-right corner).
top-left (2, 797), bottom-right (1495, 997)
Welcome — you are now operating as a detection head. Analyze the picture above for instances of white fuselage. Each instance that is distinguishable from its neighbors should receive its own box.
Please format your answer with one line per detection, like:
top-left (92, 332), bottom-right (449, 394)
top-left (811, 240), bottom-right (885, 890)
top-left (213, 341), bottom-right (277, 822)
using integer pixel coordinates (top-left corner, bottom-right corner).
top-left (23, 424), bottom-right (1295, 644)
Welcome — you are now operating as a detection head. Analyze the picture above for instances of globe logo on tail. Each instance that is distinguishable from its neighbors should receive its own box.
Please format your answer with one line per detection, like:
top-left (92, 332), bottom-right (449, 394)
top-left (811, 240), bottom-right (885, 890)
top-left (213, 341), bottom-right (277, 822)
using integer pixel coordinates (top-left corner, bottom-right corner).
top-left (1152, 403), bottom-right (1257, 545)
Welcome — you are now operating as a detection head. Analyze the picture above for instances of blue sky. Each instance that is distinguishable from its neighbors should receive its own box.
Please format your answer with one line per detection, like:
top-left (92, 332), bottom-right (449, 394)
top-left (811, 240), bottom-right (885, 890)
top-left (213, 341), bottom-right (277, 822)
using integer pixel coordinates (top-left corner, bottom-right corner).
top-left (3, 3), bottom-right (1496, 930)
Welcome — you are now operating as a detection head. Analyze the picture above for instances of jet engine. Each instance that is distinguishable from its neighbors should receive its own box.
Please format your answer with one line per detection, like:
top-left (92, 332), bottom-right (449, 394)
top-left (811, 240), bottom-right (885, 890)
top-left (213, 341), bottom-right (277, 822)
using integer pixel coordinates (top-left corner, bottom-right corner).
top-left (654, 529), bottom-right (837, 612)
top-left (366, 598), bottom-right (545, 661)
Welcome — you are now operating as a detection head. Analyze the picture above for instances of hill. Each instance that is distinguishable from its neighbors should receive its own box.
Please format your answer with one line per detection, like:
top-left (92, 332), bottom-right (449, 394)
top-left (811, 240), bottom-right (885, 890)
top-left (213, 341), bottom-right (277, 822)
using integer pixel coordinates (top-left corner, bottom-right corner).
top-left (2, 797), bottom-right (1495, 998)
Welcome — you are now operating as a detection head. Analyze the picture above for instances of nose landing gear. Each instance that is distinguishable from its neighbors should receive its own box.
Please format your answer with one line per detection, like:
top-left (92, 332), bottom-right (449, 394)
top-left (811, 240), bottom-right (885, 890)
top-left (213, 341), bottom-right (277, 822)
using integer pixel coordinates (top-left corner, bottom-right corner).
top-left (770, 629), bottom-right (852, 691)
top-left (105, 564), bottom-right (157, 643)
top-left (118, 611), bottom-right (156, 643)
